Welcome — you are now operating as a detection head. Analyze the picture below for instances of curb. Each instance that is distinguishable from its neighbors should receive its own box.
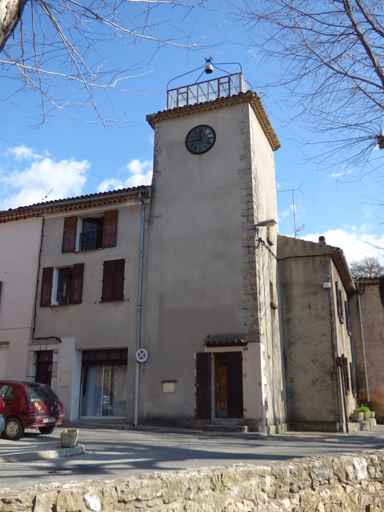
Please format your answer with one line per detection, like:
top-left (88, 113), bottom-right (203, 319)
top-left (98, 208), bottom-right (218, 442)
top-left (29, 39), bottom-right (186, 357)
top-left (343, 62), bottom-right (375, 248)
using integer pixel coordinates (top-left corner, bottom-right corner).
top-left (0, 444), bottom-right (85, 463)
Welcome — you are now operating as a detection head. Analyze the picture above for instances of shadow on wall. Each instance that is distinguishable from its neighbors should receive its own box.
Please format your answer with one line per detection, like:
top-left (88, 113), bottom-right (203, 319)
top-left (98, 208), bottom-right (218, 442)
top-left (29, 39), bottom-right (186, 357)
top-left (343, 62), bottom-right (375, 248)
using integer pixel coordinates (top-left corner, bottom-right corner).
top-left (379, 275), bottom-right (384, 308)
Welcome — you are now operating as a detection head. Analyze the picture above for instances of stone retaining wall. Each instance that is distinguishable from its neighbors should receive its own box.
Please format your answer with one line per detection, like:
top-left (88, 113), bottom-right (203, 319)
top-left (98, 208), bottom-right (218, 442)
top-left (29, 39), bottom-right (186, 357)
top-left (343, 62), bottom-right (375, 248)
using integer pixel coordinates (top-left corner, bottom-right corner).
top-left (2, 450), bottom-right (384, 511)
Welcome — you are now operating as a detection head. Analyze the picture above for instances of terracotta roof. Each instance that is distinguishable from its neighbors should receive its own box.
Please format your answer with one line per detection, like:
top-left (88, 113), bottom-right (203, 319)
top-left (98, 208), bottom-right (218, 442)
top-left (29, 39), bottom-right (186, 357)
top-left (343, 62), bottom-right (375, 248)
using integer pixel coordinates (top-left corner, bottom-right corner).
top-left (354, 276), bottom-right (381, 283)
top-left (204, 339), bottom-right (248, 347)
top-left (331, 249), bottom-right (354, 297)
top-left (0, 186), bottom-right (151, 223)
top-left (146, 91), bottom-right (281, 152)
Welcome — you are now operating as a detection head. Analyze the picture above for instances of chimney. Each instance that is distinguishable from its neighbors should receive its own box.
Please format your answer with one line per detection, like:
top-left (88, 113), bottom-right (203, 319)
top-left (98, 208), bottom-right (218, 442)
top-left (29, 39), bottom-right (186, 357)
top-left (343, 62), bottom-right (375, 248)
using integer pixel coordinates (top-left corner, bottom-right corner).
top-left (319, 236), bottom-right (326, 245)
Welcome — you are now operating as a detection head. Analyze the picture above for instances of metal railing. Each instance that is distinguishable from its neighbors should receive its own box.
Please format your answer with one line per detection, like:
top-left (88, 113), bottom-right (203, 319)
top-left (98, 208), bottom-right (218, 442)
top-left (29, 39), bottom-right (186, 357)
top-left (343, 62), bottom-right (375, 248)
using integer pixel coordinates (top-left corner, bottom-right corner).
top-left (167, 73), bottom-right (247, 110)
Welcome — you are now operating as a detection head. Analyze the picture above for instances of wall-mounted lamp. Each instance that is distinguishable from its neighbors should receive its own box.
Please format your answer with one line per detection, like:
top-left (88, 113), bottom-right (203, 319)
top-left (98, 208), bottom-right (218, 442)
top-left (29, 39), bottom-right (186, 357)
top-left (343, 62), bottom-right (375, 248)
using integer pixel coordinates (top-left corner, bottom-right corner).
top-left (254, 219), bottom-right (277, 236)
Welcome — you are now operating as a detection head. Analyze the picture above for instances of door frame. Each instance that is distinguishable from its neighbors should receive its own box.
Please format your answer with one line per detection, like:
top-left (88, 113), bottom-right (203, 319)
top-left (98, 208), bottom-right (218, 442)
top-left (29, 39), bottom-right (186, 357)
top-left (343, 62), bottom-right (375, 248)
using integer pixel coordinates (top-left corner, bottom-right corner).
top-left (196, 348), bottom-right (244, 421)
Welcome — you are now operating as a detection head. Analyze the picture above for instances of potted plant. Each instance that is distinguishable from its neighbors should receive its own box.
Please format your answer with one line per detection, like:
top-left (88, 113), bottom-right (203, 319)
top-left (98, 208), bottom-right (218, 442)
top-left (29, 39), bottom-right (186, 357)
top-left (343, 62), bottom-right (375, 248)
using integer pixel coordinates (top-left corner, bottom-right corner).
top-left (351, 406), bottom-right (371, 422)
top-left (350, 411), bottom-right (364, 422)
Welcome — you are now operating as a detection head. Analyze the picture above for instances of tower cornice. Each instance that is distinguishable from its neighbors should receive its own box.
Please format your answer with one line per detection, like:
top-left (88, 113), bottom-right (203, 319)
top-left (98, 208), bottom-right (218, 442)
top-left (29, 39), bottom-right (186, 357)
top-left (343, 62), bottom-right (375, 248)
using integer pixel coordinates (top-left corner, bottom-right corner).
top-left (146, 91), bottom-right (281, 152)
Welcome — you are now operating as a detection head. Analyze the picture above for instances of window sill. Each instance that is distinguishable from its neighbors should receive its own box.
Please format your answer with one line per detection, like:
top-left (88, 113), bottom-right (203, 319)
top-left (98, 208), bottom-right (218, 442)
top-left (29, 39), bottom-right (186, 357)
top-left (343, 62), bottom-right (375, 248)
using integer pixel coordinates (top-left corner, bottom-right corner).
top-left (267, 237), bottom-right (274, 246)
top-left (99, 299), bottom-right (125, 303)
top-left (48, 304), bottom-right (79, 307)
top-left (76, 247), bottom-right (104, 253)
top-left (338, 316), bottom-right (344, 324)
top-left (270, 302), bottom-right (278, 310)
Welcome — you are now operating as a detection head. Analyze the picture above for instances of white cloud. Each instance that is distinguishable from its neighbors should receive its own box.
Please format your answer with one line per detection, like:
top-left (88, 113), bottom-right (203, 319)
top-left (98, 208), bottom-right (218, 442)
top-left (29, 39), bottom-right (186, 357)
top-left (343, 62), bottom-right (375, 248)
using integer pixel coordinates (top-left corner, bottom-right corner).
top-left (125, 159), bottom-right (152, 176)
top-left (279, 207), bottom-right (291, 220)
top-left (0, 150), bottom-right (89, 210)
top-left (300, 229), bottom-right (384, 265)
top-left (279, 203), bottom-right (306, 223)
top-left (6, 145), bottom-right (43, 161)
top-left (97, 159), bottom-right (152, 193)
top-left (330, 168), bottom-right (352, 179)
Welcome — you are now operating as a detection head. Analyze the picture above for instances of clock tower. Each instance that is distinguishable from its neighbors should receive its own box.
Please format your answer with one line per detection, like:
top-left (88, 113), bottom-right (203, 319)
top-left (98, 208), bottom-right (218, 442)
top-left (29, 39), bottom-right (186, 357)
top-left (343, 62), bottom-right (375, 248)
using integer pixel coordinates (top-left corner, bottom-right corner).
top-left (140, 70), bottom-right (287, 433)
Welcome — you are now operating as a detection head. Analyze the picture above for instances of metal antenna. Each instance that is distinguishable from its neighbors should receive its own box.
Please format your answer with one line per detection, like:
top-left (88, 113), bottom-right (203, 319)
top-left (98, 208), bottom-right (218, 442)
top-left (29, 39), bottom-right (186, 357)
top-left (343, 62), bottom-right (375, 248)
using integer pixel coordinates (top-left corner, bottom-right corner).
top-left (42, 188), bottom-right (54, 202)
top-left (277, 184), bottom-right (304, 238)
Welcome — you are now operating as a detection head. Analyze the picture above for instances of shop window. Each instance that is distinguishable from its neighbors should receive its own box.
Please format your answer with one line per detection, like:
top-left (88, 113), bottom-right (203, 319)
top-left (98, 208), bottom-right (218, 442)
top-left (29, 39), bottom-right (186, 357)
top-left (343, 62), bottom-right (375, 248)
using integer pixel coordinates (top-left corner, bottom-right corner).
top-left (81, 349), bottom-right (128, 418)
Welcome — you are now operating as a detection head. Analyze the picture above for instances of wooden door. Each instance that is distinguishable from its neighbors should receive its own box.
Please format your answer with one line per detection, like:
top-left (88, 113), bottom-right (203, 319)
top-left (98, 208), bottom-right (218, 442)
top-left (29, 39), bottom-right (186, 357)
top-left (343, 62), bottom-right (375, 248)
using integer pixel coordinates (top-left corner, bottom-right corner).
top-left (196, 353), bottom-right (212, 420)
top-left (227, 352), bottom-right (243, 418)
top-left (215, 353), bottom-right (228, 417)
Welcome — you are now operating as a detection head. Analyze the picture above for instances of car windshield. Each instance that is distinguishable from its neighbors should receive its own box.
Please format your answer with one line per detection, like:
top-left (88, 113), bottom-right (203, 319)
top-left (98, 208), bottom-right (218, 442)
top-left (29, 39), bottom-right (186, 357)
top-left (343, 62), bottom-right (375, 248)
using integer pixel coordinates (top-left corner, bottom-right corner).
top-left (26, 385), bottom-right (59, 401)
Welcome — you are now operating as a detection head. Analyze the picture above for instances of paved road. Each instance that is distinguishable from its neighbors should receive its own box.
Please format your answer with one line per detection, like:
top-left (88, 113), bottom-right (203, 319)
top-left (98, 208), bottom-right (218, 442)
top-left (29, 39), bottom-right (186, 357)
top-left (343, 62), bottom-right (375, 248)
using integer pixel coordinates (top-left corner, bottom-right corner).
top-left (1, 424), bottom-right (384, 492)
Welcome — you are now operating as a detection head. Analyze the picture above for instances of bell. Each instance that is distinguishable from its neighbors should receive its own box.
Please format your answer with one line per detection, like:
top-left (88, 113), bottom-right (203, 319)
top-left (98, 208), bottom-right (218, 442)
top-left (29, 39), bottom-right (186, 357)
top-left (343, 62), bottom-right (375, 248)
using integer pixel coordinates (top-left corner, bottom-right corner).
top-left (204, 61), bottom-right (213, 74)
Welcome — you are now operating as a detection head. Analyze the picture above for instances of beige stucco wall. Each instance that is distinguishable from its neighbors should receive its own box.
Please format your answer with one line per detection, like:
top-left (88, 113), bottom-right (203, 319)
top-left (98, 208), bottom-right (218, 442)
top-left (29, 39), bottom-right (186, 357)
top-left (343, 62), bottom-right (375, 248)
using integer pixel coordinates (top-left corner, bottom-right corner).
top-left (351, 280), bottom-right (384, 420)
top-left (33, 200), bottom-right (147, 421)
top-left (0, 217), bottom-right (42, 379)
top-left (329, 263), bottom-right (356, 425)
top-left (141, 98), bottom-right (285, 430)
top-left (249, 105), bottom-right (286, 429)
top-left (278, 236), bottom-right (355, 431)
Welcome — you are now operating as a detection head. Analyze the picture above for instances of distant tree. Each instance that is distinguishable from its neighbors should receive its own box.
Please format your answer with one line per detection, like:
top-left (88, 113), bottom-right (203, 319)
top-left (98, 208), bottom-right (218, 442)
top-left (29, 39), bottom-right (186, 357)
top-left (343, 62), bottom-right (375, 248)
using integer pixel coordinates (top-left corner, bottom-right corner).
top-left (349, 256), bottom-right (384, 278)
top-left (229, 0), bottom-right (384, 175)
top-left (0, 0), bottom-right (209, 127)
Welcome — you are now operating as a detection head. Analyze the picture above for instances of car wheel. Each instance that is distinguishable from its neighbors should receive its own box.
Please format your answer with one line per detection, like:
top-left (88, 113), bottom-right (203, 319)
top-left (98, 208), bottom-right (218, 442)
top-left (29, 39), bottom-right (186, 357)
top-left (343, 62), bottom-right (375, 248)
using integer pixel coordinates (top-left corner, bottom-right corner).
top-left (4, 417), bottom-right (24, 440)
top-left (38, 426), bottom-right (56, 435)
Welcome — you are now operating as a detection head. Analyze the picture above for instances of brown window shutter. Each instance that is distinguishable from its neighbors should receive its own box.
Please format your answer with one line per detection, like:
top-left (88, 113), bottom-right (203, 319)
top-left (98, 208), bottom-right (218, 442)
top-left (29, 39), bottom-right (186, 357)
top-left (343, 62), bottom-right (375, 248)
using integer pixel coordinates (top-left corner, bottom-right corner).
top-left (113, 259), bottom-right (125, 300)
top-left (102, 259), bottom-right (125, 301)
top-left (102, 260), bottom-right (115, 301)
top-left (62, 216), bottom-right (77, 253)
top-left (40, 267), bottom-right (53, 307)
top-left (71, 263), bottom-right (84, 304)
top-left (102, 210), bottom-right (118, 248)
top-left (227, 352), bottom-right (244, 419)
top-left (196, 353), bottom-right (212, 420)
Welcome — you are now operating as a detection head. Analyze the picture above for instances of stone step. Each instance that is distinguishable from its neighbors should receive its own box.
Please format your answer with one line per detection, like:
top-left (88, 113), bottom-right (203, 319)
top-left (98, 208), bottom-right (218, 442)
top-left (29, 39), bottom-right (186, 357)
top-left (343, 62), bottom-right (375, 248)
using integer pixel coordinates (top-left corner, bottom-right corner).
top-left (348, 418), bottom-right (376, 433)
top-left (209, 418), bottom-right (245, 426)
top-left (204, 424), bottom-right (248, 433)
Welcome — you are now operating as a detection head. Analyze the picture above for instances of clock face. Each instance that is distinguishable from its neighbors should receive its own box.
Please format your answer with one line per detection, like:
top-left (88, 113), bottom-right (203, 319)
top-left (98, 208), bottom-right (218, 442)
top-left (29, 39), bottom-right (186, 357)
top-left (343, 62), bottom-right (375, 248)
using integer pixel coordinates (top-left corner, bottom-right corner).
top-left (185, 125), bottom-right (216, 154)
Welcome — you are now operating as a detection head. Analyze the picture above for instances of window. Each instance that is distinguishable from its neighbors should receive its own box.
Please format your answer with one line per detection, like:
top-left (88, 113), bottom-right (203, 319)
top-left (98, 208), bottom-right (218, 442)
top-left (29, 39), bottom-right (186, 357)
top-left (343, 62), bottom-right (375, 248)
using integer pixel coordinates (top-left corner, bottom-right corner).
top-left (40, 263), bottom-right (84, 307)
top-left (345, 300), bottom-right (352, 335)
top-left (335, 282), bottom-right (344, 323)
top-left (81, 217), bottom-right (104, 250)
top-left (57, 267), bottom-right (73, 305)
top-left (101, 259), bottom-right (125, 301)
top-left (0, 384), bottom-right (12, 401)
top-left (35, 351), bottom-right (53, 385)
top-left (62, 210), bottom-right (118, 253)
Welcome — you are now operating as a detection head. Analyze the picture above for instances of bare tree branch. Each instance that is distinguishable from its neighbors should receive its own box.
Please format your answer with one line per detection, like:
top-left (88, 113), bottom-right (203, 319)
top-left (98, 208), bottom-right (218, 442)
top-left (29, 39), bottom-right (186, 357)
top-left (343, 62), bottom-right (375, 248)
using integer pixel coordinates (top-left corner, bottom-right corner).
top-left (229, 0), bottom-right (384, 176)
top-left (0, 0), bottom-right (212, 126)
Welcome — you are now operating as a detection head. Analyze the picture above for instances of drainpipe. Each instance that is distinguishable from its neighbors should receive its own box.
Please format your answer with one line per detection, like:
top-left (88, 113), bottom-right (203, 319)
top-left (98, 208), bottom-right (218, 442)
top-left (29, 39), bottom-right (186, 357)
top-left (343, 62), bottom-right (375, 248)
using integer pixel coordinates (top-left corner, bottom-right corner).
top-left (32, 216), bottom-right (62, 344)
top-left (357, 289), bottom-right (370, 402)
top-left (134, 190), bottom-right (149, 426)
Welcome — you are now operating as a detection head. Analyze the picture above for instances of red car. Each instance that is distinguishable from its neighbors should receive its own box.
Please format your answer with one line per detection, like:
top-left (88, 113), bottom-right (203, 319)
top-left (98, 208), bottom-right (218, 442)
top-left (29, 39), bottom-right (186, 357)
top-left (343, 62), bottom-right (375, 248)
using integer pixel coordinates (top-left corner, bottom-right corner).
top-left (0, 381), bottom-right (64, 440)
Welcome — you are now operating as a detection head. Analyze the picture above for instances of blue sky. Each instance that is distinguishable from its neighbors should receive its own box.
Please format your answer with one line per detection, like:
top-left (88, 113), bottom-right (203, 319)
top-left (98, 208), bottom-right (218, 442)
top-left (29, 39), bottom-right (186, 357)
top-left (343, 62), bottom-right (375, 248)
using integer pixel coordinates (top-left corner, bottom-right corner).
top-left (1, 1), bottom-right (383, 265)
